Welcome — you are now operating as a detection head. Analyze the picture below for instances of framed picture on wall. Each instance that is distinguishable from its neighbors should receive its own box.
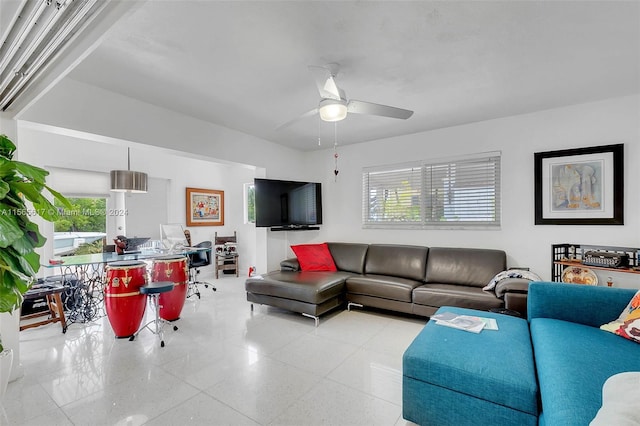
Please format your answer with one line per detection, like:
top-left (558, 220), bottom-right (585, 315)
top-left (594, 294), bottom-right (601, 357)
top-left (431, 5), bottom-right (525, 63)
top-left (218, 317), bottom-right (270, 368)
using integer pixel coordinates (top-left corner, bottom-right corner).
top-left (186, 187), bottom-right (224, 226)
top-left (534, 144), bottom-right (623, 225)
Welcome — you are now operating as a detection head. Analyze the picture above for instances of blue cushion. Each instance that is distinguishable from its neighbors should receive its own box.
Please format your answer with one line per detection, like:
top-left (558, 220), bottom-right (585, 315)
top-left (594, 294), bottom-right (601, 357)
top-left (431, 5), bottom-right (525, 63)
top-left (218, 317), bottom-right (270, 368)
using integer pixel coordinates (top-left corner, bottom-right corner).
top-left (531, 318), bottom-right (640, 426)
top-left (528, 282), bottom-right (636, 326)
top-left (403, 307), bottom-right (538, 415)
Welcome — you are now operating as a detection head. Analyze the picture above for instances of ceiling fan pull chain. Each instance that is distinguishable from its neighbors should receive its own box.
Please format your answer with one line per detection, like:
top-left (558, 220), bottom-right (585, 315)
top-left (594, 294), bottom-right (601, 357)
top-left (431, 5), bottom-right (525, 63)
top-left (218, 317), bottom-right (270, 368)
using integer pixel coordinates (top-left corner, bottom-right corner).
top-left (318, 115), bottom-right (321, 146)
top-left (333, 122), bottom-right (339, 181)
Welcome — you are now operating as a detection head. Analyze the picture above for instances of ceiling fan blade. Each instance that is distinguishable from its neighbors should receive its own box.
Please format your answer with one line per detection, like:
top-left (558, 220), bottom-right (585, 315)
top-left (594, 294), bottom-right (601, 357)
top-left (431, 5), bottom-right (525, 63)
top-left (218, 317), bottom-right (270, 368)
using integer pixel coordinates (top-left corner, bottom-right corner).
top-left (308, 65), bottom-right (343, 100)
top-left (276, 108), bottom-right (318, 130)
top-left (347, 100), bottom-right (414, 120)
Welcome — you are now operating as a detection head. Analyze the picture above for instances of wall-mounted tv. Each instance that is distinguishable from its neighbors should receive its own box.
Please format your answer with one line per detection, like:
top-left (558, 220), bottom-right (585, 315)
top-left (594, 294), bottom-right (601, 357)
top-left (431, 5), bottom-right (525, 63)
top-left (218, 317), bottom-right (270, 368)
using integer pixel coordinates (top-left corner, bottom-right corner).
top-left (254, 178), bottom-right (322, 230)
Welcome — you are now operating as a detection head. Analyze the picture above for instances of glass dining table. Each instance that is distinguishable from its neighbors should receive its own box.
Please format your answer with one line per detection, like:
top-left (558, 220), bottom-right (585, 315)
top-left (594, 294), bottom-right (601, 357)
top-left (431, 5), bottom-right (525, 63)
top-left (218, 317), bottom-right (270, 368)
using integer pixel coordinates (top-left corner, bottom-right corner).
top-left (42, 249), bottom-right (200, 327)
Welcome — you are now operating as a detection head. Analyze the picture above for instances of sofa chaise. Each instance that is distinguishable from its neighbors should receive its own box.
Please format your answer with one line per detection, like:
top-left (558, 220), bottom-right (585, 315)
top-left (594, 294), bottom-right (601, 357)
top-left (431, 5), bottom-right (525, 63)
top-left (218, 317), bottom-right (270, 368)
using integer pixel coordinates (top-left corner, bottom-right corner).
top-left (402, 282), bottom-right (640, 426)
top-left (245, 242), bottom-right (531, 325)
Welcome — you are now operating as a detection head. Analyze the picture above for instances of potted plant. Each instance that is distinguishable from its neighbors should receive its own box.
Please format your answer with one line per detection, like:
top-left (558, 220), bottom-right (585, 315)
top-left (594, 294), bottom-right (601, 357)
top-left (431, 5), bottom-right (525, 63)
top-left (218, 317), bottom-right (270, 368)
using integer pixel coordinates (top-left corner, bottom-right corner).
top-left (0, 133), bottom-right (70, 396)
top-left (0, 335), bottom-right (11, 399)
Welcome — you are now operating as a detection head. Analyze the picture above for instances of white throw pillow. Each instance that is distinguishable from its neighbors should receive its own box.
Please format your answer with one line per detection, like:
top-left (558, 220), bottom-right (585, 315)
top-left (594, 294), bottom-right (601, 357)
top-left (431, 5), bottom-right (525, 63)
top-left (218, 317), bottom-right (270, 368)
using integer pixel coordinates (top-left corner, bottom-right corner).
top-left (483, 270), bottom-right (542, 292)
top-left (590, 372), bottom-right (640, 426)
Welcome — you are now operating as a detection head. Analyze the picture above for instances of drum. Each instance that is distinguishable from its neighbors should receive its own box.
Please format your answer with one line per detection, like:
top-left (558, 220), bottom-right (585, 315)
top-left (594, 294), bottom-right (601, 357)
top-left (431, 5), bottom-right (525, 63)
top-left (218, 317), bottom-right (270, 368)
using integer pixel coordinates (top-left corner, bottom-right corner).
top-left (104, 260), bottom-right (148, 337)
top-left (151, 255), bottom-right (189, 321)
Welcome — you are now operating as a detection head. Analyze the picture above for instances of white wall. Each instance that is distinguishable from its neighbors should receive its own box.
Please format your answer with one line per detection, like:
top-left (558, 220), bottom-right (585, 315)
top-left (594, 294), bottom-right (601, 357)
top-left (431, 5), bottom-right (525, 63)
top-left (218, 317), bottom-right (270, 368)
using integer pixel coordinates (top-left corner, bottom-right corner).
top-left (123, 177), bottom-right (169, 240)
top-left (16, 126), bottom-right (259, 277)
top-left (301, 95), bottom-right (640, 288)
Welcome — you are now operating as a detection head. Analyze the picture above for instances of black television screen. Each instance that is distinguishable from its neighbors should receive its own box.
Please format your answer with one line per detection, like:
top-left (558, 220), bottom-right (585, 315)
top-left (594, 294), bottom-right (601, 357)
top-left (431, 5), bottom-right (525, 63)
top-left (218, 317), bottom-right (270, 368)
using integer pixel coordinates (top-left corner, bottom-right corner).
top-left (254, 178), bottom-right (322, 229)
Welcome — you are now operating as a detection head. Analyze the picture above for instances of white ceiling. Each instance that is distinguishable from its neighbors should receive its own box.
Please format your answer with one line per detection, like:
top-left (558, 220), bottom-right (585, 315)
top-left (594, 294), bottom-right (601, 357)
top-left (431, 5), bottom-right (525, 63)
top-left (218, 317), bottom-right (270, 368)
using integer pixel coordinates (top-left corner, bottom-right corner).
top-left (65, 1), bottom-right (639, 152)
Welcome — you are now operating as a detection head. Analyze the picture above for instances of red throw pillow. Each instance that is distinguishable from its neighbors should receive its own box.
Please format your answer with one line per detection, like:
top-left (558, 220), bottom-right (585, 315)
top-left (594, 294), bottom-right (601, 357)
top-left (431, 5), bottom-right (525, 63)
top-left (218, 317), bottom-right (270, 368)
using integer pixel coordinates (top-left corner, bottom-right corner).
top-left (291, 243), bottom-right (337, 272)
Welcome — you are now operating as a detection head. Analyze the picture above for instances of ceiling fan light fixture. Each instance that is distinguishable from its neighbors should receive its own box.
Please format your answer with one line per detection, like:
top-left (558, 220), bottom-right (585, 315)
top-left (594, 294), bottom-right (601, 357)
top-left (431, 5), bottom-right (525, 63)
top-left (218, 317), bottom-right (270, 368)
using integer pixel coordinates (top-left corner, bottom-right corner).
top-left (319, 99), bottom-right (348, 122)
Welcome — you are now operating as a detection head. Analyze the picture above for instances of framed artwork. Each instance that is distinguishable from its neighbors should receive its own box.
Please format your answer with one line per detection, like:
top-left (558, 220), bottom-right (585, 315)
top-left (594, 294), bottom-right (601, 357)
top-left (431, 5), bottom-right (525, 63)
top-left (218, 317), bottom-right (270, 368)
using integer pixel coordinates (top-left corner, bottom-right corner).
top-left (534, 144), bottom-right (623, 225)
top-left (186, 187), bottom-right (224, 226)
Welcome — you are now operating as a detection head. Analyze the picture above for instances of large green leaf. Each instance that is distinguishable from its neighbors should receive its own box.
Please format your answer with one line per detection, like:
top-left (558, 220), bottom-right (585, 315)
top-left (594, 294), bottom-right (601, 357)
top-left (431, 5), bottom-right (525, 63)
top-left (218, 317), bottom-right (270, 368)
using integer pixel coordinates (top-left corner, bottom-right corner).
top-left (0, 247), bottom-right (32, 277)
top-left (0, 179), bottom-right (9, 199)
top-left (9, 231), bottom-right (35, 255)
top-left (10, 181), bottom-right (43, 205)
top-left (0, 157), bottom-right (12, 176)
top-left (3, 190), bottom-right (22, 207)
top-left (32, 196), bottom-right (59, 221)
top-left (12, 161), bottom-right (49, 184)
top-left (0, 202), bottom-right (23, 248)
top-left (10, 221), bottom-right (44, 254)
top-left (25, 220), bottom-right (45, 248)
top-left (0, 135), bottom-right (16, 160)
top-left (46, 185), bottom-right (72, 209)
top-left (0, 270), bottom-right (25, 312)
top-left (22, 251), bottom-right (41, 277)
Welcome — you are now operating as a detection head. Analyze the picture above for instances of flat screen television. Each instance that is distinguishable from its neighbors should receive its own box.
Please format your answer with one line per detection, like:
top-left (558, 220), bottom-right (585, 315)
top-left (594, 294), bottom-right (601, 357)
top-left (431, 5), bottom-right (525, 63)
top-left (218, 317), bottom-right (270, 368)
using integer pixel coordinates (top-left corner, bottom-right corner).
top-left (254, 178), bottom-right (322, 230)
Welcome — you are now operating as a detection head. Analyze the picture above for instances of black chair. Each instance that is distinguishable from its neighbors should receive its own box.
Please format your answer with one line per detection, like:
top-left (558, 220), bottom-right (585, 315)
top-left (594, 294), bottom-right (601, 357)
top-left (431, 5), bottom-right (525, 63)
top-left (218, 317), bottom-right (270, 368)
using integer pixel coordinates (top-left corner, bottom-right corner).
top-left (187, 241), bottom-right (216, 298)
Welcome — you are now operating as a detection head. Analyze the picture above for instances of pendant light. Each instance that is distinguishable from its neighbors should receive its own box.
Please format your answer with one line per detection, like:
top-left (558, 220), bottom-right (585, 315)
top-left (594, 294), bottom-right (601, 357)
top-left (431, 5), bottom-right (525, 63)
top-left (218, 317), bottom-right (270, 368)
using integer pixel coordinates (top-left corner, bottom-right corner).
top-left (110, 148), bottom-right (148, 193)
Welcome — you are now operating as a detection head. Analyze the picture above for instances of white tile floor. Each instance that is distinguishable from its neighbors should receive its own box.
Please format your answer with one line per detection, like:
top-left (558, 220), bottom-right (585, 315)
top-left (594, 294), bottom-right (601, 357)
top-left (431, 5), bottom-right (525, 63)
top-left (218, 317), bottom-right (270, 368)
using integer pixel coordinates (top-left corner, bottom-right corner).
top-left (3, 273), bottom-right (426, 425)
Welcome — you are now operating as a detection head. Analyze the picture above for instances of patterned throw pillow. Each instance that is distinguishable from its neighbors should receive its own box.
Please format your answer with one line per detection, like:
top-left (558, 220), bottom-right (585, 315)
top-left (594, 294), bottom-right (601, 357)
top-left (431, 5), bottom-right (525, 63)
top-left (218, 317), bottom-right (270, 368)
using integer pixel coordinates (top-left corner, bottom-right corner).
top-left (290, 243), bottom-right (337, 272)
top-left (600, 290), bottom-right (640, 344)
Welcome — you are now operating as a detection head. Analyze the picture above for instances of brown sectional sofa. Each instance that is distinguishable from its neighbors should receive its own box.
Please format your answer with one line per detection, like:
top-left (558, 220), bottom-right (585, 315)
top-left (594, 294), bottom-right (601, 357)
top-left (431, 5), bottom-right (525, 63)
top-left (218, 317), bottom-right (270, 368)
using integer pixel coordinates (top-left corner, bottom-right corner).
top-left (245, 242), bottom-right (530, 326)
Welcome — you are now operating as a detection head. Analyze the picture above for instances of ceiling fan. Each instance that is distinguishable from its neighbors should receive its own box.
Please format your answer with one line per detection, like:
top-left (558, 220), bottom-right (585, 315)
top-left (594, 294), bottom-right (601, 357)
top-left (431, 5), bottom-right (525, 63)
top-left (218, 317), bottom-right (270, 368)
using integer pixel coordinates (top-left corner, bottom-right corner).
top-left (278, 63), bottom-right (414, 129)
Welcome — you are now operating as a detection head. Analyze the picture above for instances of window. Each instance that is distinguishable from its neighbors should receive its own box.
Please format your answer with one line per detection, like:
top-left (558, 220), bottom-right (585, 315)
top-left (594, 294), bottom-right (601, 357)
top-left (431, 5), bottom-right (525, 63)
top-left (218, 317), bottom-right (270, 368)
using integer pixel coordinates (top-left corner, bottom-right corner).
top-left (244, 183), bottom-right (255, 224)
top-left (363, 152), bottom-right (501, 229)
top-left (53, 197), bottom-right (107, 255)
top-left (54, 197), bottom-right (107, 233)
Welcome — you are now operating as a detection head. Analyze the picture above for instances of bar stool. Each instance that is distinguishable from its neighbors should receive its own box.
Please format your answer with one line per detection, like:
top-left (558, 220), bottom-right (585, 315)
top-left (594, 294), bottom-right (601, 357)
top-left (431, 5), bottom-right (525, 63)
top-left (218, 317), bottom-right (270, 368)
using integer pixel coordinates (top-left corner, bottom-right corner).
top-left (129, 281), bottom-right (178, 347)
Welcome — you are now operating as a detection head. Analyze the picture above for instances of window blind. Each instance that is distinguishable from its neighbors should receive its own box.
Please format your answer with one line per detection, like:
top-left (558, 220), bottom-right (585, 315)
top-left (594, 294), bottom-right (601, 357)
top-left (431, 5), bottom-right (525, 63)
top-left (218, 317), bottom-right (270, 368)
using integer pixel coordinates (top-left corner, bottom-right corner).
top-left (363, 153), bottom-right (501, 229)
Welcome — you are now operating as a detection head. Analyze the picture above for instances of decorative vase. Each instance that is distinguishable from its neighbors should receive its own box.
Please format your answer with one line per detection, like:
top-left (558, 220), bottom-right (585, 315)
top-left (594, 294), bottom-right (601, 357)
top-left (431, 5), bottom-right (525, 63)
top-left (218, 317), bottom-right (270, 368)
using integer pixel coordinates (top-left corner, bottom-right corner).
top-left (0, 349), bottom-right (13, 400)
top-left (0, 310), bottom-right (22, 382)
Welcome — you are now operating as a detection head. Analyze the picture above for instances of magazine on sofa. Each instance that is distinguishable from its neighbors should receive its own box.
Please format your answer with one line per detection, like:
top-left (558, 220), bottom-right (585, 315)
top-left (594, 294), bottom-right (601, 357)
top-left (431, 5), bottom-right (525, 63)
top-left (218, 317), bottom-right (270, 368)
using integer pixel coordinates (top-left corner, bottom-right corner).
top-left (431, 312), bottom-right (498, 333)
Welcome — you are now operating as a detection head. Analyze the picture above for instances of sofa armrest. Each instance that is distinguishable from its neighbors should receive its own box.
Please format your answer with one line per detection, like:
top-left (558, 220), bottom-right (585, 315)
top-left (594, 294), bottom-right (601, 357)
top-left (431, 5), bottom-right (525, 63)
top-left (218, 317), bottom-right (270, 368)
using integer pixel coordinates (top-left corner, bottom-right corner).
top-left (527, 282), bottom-right (636, 327)
top-left (493, 277), bottom-right (530, 298)
top-left (504, 293), bottom-right (528, 318)
top-left (280, 258), bottom-right (300, 271)
top-left (494, 278), bottom-right (531, 317)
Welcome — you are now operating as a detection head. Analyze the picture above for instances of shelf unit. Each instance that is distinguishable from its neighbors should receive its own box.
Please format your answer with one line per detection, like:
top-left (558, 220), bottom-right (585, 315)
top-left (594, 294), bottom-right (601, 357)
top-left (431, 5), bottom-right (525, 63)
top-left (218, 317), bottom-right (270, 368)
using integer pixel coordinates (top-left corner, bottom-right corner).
top-left (551, 244), bottom-right (640, 282)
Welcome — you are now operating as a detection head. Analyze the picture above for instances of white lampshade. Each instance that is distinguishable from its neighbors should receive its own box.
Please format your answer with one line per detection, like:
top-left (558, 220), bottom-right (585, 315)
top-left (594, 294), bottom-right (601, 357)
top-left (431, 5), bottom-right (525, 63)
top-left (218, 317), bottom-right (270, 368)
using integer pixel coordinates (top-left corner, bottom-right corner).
top-left (319, 99), bottom-right (348, 122)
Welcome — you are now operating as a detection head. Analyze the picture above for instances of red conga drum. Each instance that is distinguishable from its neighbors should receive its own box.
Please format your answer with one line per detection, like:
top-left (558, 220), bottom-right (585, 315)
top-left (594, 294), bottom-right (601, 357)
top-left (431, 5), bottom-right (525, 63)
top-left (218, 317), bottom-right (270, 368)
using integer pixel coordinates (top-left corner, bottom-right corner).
top-left (104, 260), bottom-right (148, 337)
top-left (151, 255), bottom-right (189, 321)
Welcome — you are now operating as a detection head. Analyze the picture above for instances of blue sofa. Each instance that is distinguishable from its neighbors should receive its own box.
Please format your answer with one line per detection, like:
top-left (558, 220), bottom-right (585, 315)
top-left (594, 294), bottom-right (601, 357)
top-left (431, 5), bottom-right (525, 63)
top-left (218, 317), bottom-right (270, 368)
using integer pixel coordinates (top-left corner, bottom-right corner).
top-left (403, 282), bottom-right (640, 426)
top-left (528, 282), bottom-right (640, 425)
